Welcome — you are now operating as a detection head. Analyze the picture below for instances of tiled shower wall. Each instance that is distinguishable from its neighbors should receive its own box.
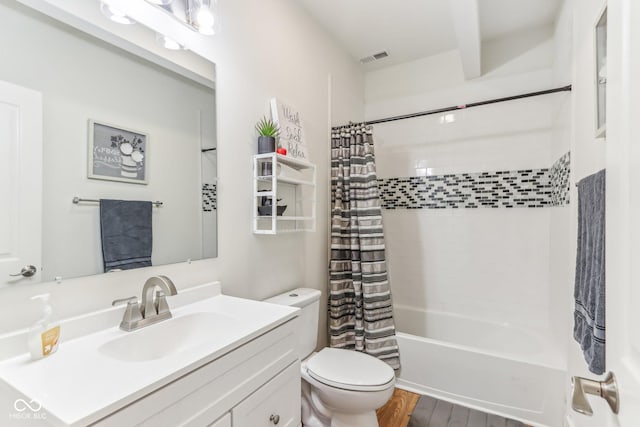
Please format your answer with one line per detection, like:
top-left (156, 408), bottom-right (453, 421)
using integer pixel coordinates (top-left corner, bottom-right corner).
top-left (365, 52), bottom-right (572, 349)
top-left (377, 152), bottom-right (571, 329)
top-left (378, 152), bottom-right (570, 210)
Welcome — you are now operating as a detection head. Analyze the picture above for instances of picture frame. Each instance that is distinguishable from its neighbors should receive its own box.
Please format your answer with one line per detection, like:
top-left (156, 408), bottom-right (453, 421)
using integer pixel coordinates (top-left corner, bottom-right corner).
top-left (594, 5), bottom-right (607, 138)
top-left (88, 120), bottom-right (148, 184)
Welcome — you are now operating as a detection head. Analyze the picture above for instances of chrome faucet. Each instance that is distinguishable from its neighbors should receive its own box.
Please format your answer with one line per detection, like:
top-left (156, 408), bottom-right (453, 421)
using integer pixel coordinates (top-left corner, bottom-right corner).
top-left (112, 275), bottom-right (178, 331)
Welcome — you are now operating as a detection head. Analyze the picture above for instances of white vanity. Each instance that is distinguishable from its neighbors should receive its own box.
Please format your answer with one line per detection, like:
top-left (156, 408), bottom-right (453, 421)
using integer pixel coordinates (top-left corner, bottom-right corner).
top-left (0, 282), bottom-right (301, 427)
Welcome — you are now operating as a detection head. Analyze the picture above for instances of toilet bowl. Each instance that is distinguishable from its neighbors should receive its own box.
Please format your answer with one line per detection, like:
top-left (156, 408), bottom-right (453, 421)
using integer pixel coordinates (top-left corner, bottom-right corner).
top-left (264, 288), bottom-right (396, 427)
top-left (301, 347), bottom-right (395, 427)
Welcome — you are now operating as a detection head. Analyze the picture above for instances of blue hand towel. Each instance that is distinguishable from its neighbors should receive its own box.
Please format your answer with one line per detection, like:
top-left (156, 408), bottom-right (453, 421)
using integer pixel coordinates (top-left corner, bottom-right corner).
top-left (573, 170), bottom-right (606, 374)
top-left (100, 199), bottom-right (152, 272)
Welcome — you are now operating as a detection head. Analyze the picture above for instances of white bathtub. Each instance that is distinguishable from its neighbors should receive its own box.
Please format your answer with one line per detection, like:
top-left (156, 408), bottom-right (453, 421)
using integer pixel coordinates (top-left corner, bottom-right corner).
top-left (394, 304), bottom-right (566, 427)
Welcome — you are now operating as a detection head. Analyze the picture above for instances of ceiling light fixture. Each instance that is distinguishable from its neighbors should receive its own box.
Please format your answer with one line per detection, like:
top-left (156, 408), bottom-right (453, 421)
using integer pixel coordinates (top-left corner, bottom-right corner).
top-left (100, 1), bottom-right (135, 25)
top-left (140, 0), bottom-right (219, 37)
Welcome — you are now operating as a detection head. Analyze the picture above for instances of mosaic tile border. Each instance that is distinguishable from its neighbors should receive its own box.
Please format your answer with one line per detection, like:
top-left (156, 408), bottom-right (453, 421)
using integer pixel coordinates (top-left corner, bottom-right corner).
top-left (202, 183), bottom-right (217, 212)
top-left (378, 152), bottom-right (570, 210)
top-left (550, 151), bottom-right (570, 206)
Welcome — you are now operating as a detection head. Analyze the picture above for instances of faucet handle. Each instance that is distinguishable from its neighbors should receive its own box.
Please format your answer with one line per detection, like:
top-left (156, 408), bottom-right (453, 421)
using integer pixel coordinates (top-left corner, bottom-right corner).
top-left (112, 296), bottom-right (143, 331)
top-left (155, 291), bottom-right (173, 318)
top-left (112, 296), bottom-right (138, 307)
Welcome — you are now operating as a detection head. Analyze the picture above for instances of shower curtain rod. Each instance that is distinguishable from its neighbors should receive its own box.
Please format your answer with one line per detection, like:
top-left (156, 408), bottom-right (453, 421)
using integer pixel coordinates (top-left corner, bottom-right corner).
top-left (360, 84), bottom-right (572, 126)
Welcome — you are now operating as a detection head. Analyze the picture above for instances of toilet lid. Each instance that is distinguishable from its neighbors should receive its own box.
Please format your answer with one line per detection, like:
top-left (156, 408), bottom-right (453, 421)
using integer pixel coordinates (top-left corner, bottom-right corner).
top-left (306, 348), bottom-right (395, 392)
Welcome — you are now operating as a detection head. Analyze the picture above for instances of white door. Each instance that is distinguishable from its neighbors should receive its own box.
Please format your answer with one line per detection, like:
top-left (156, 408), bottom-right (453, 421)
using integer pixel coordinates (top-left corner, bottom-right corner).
top-left (598, 0), bottom-right (640, 424)
top-left (0, 80), bottom-right (42, 287)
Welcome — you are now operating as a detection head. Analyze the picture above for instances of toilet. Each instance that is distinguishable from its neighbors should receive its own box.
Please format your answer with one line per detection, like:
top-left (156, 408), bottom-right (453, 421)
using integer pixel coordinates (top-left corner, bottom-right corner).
top-left (265, 288), bottom-right (396, 427)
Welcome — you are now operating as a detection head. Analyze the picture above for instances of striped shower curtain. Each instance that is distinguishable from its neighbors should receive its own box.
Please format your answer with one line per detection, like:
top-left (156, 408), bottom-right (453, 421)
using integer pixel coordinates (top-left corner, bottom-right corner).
top-left (329, 123), bottom-right (400, 370)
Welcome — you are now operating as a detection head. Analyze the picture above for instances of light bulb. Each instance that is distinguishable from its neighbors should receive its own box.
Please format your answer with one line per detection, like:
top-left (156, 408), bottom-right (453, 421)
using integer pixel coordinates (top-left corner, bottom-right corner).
top-left (195, 7), bottom-right (215, 34)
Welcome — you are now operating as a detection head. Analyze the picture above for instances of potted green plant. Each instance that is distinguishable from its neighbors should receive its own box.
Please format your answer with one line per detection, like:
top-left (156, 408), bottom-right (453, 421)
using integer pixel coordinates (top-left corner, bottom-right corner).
top-left (255, 116), bottom-right (280, 154)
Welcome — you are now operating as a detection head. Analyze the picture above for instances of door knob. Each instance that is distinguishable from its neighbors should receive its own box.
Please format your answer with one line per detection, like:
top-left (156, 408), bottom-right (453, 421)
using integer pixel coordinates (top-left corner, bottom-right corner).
top-left (9, 265), bottom-right (37, 278)
top-left (269, 414), bottom-right (280, 425)
top-left (571, 371), bottom-right (619, 416)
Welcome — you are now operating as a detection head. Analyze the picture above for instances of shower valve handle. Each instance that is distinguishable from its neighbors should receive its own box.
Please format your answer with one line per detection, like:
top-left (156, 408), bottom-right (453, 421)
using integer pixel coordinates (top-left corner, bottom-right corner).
top-left (571, 372), bottom-right (619, 416)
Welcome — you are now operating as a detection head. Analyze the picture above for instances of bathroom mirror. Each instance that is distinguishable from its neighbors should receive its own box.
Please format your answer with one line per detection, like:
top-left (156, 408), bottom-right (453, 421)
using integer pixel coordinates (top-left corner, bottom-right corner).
top-left (0, 0), bottom-right (217, 286)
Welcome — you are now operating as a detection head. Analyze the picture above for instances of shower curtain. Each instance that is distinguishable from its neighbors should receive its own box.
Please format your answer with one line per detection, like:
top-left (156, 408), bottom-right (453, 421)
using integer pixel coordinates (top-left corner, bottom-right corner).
top-left (329, 123), bottom-right (400, 370)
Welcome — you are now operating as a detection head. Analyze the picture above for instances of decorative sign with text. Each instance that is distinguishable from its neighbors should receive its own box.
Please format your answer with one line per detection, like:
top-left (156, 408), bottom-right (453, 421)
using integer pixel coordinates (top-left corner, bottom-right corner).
top-left (270, 98), bottom-right (309, 161)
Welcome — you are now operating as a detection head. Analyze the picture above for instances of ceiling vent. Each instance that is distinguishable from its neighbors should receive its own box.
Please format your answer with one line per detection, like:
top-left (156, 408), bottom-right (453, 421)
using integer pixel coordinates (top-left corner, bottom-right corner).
top-left (360, 51), bottom-right (389, 64)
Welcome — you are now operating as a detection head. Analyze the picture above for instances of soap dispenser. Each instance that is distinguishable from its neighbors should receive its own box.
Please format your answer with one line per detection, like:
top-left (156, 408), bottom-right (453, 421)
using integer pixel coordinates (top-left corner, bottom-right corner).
top-left (28, 293), bottom-right (60, 360)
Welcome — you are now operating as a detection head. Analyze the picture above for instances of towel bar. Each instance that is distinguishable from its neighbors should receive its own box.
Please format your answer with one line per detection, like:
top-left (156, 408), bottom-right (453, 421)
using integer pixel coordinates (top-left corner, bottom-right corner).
top-left (72, 197), bottom-right (163, 207)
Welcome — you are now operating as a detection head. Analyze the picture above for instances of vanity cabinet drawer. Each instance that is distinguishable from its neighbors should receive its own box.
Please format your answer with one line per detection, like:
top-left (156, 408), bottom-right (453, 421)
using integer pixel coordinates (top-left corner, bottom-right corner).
top-left (232, 361), bottom-right (300, 427)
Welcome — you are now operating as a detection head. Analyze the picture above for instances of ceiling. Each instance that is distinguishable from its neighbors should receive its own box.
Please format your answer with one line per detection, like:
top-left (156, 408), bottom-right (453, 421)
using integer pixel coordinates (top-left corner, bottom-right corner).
top-left (296, 0), bottom-right (564, 73)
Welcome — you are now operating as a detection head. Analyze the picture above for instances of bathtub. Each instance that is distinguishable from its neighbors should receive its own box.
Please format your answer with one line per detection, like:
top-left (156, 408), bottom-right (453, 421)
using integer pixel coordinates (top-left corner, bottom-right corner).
top-left (393, 304), bottom-right (566, 427)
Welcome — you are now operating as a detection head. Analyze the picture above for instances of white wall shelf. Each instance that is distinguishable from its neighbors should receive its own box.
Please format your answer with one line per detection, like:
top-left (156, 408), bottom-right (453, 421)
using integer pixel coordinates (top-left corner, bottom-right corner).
top-left (253, 153), bottom-right (316, 234)
top-left (255, 175), bottom-right (314, 186)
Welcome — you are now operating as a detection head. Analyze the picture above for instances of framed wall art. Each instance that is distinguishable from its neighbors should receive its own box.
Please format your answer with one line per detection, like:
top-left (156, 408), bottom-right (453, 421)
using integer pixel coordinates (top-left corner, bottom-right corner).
top-left (88, 120), bottom-right (148, 184)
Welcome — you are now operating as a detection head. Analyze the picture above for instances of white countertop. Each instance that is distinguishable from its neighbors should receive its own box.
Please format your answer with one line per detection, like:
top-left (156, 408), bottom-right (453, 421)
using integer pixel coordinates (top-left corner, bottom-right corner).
top-left (0, 284), bottom-right (298, 426)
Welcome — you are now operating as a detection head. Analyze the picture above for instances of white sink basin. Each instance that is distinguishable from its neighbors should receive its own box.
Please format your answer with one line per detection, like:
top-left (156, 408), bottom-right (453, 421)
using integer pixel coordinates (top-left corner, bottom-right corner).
top-left (98, 312), bottom-right (240, 362)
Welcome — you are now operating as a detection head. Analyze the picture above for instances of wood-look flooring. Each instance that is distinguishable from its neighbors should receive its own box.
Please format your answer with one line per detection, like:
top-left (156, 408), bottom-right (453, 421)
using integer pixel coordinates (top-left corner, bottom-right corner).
top-left (377, 389), bottom-right (534, 427)
top-left (377, 388), bottom-right (420, 427)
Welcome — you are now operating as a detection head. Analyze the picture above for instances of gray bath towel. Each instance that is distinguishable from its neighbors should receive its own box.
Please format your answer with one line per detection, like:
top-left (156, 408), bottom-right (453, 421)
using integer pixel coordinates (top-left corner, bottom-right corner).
top-left (574, 170), bottom-right (606, 374)
top-left (100, 199), bottom-right (152, 272)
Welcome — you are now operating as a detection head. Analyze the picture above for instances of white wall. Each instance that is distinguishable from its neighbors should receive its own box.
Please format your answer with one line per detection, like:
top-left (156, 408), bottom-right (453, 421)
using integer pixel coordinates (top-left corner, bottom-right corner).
top-left (548, 0), bottom-right (574, 370)
top-left (364, 33), bottom-right (570, 339)
top-left (0, 0), bottom-right (364, 352)
top-left (209, 0), bottom-right (364, 350)
top-left (482, 25), bottom-right (555, 78)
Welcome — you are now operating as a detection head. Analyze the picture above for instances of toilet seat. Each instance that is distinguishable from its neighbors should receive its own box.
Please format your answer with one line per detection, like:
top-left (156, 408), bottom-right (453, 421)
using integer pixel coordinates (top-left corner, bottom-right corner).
top-left (305, 348), bottom-right (395, 392)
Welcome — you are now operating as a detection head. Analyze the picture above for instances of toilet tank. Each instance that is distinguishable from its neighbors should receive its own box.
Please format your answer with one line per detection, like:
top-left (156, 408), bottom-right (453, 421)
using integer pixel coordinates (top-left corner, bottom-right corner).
top-left (264, 288), bottom-right (321, 359)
